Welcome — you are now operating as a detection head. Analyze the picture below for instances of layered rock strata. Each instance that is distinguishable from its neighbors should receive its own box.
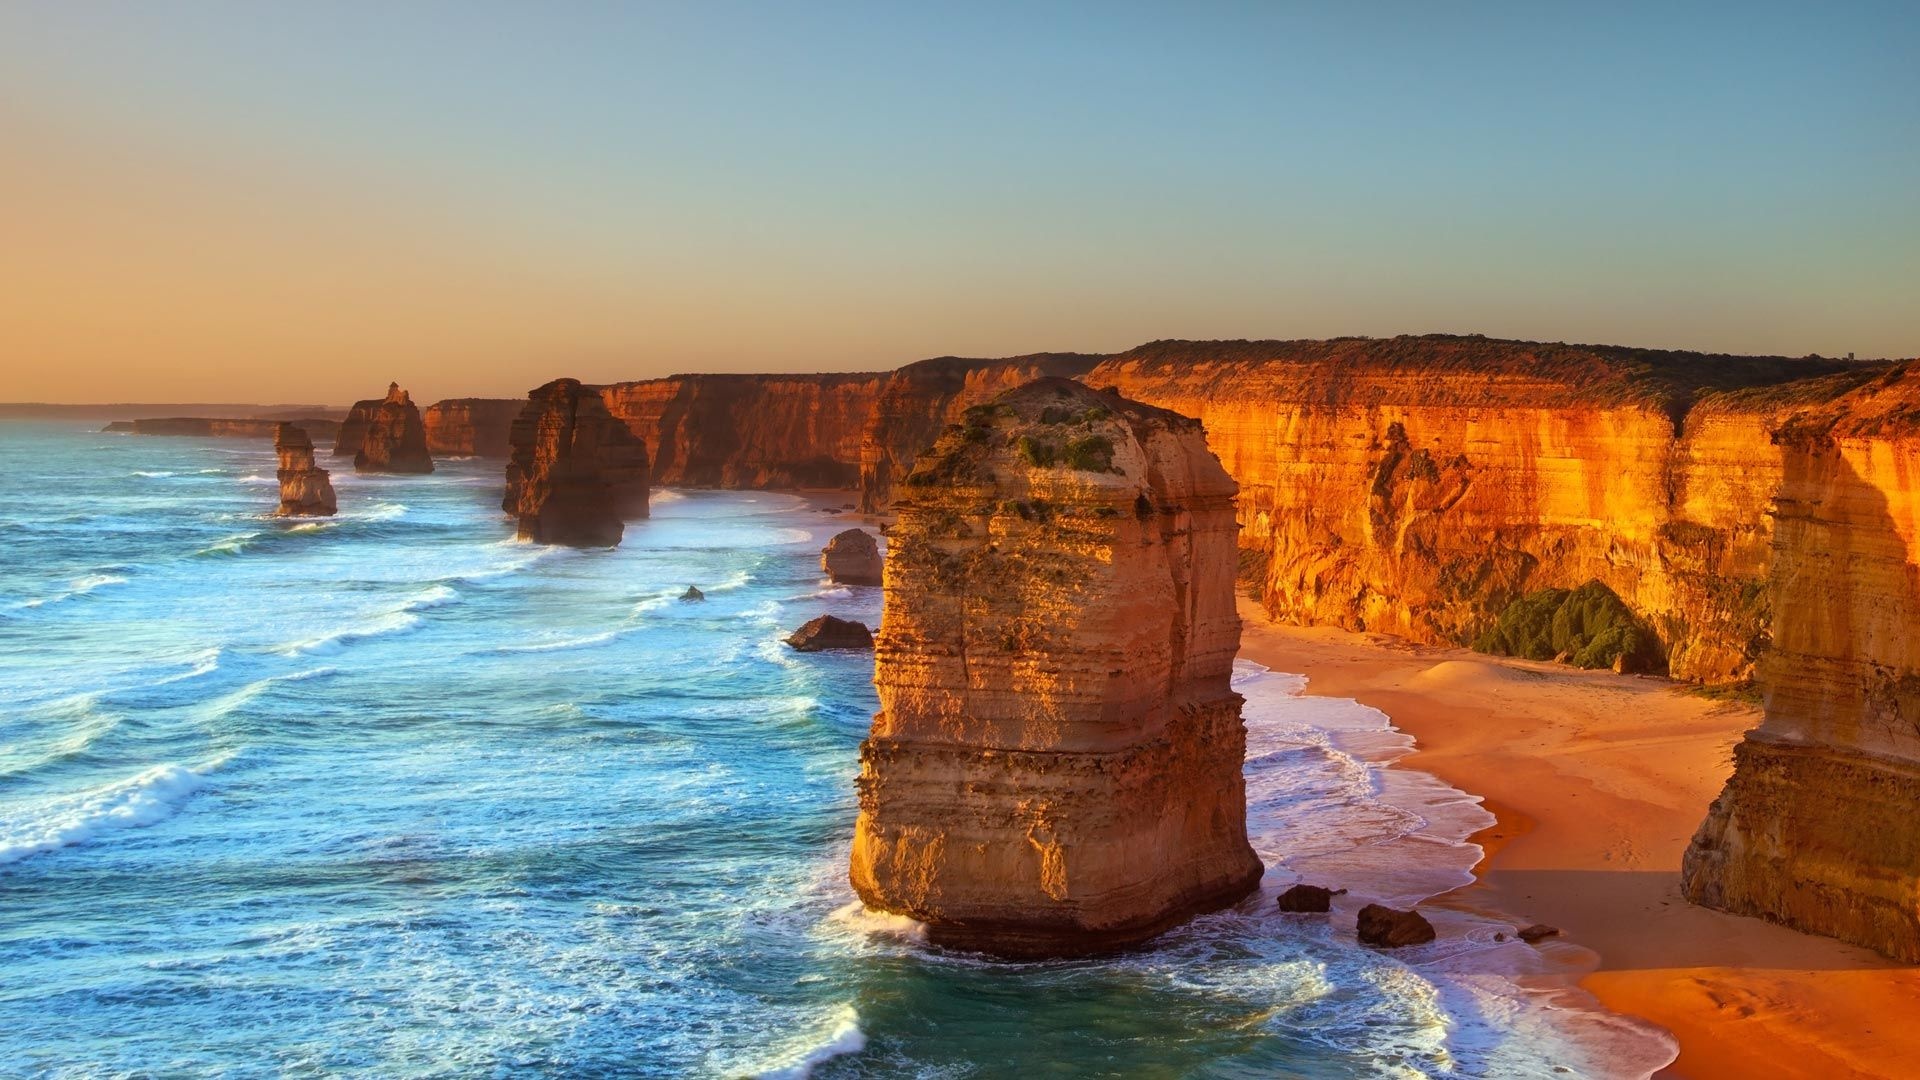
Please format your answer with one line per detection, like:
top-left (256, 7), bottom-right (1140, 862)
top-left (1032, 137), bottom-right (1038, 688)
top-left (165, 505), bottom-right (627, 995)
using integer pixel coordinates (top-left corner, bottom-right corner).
top-left (273, 423), bottom-right (337, 517)
top-left (1087, 337), bottom-right (1876, 684)
top-left (422, 398), bottom-right (522, 457)
top-left (337, 383), bottom-right (434, 473)
top-left (850, 378), bottom-right (1263, 957)
top-left (821, 528), bottom-right (883, 585)
top-left (502, 378), bottom-right (651, 547)
top-left (1683, 363), bottom-right (1920, 960)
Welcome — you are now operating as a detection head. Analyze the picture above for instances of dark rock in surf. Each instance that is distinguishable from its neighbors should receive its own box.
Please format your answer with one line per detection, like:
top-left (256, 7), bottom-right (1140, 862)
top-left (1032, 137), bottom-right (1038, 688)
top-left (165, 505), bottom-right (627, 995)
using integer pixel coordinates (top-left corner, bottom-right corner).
top-left (1357, 904), bottom-right (1436, 947)
top-left (785, 615), bottom-right (873, 652)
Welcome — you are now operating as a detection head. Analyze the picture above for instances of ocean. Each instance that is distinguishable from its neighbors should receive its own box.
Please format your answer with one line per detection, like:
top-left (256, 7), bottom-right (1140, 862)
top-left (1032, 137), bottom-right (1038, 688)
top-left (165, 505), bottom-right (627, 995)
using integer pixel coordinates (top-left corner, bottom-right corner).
top-left (0, 423), bottom-right (1675, 1078)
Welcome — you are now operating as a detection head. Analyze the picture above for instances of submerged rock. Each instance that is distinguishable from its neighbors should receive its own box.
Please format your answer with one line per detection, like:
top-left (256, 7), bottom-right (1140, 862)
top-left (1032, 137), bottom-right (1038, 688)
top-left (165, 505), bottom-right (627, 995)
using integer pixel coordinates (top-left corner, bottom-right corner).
top-left (1517, 923), bottom-right (1560, 943)
top-left (1275, 884), bottom-right (1345, 913)
top-left (342, 383), bottom-right (434, 474)
top-left (1356, 904), bottom-right (1435, 948)
top-left (501, 378), bottom-right (651, 547)
top-left (849, 378), bottom-right (1262, 958)
top-left (785, 615), bottom-right (873, 652)
top-left (274, 424), bottom-right (337, 517)
top-left (821, 528), bottom-right (883, 585)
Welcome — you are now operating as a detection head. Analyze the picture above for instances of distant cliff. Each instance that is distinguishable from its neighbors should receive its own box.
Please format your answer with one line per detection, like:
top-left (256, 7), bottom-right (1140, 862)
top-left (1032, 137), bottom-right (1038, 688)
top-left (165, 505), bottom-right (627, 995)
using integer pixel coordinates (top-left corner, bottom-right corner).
top-left (600, 373), bottom-right (887, 489)
top-left (1683, 363), bottom-right (1920, 960)
top-left (423, 398), bottom-right (521, 457)
top-left (104, 417), bottom-right (342, 441)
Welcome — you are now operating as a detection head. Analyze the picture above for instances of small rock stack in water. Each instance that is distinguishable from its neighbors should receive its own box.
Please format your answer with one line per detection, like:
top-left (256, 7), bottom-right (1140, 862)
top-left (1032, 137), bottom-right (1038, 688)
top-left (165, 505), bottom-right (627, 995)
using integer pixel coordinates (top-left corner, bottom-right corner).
top-left (850, 378), bottom-right (1263, 957)
top-left (273, 423), bottom-right (337, 517)
top-left (502, 378), bottom-right (651, 547)
top-left (820, 528), bottom-right (883, 585)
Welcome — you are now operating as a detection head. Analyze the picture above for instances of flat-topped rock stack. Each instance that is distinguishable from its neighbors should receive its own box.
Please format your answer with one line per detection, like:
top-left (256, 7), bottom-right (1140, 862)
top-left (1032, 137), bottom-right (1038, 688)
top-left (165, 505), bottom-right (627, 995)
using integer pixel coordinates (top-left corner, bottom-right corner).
top-left (337, 383), bottom-right (434, 473)
top-left (502, 378), bottom-right (651, 547)
top-left (849, 378), bottom-right (1263, 957)
top-left (273, 423), bottom-right (337, 517)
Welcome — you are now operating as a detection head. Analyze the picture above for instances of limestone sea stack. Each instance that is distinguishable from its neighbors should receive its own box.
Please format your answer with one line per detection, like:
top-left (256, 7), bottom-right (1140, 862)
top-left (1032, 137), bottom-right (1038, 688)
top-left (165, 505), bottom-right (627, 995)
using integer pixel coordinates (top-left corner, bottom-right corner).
top-left (849, 378), bottom-right (1263, 957)
top-left (1682, 363), bottom-right (1920, 960)
top-left (273, 423), bottom-right (337, 516)
top-left (502, 378), bottom-right (651, 547)
top-left (339, 383), bottom-right (434, 473)
top-left (821, 528), bottom-right (883, 585)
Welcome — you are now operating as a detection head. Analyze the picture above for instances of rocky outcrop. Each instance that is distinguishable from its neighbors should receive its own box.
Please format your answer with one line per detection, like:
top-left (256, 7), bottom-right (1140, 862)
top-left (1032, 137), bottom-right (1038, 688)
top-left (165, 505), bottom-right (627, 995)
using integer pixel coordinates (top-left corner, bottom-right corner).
top-left (849, 378), bottom-right (1263, 957)
top-left (502, 378), bottom-right (651, 546)
top-left (338, 383), bottom-right (434, 473)
top-left (1275, 884), bottom-right (1343, 913)
top-left (1088, 337), bottom-right (1876, 684)
top-left (821, 528), bottom-right (883, 585)
top-left (422, 398), bottom-right (522, 457)
top-left (857, 354), bottom-right (1103, 512)
top-left (1357, 904), bottom-right (1436, 947)
top-left (105, 417), bottom-right (342, 441)
top-left (600, 373), bottom-right (888, 489)
top-left (1684, 363), bottom-right (1920, 960)
top-left (273, 423), bottom-right (336, 517)
top-left (785, 615), bottom-right (874, 652)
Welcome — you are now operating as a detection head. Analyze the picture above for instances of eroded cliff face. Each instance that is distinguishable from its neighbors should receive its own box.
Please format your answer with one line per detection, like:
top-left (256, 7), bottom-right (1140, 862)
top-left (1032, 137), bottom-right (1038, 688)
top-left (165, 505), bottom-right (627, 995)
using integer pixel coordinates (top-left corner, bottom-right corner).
top-left (1085, 338), bottom-right (1868, 684)
top-left (850, 378), bottom-right (1263, 956)
top-left (503, 378), bottom-right (651, 547)
top-left (1684, 363), bottom-right (1920, 960)
top-left (273, 423), bottom-right (336, 517)
top-left (600, 374), bottom-right (887, 489)
top-left (423, 398), bottom-right (521, 458)
top-left (857, 354), bottom-right (1102, 512)
top-left (342, 383), bottom-right (434, 474)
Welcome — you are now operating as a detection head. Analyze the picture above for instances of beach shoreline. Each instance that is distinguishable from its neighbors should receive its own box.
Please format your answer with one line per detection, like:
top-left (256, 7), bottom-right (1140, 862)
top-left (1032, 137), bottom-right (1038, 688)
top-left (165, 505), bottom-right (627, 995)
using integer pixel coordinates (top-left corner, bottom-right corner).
top-left (1235, 602), bottom-right (1920, 1079)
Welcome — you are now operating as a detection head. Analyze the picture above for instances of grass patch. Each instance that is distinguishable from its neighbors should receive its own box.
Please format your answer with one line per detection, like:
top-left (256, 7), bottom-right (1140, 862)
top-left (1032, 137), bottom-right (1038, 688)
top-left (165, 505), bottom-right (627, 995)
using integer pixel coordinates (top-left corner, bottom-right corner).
top-left (1472, 580), bottom-right (1667, 674)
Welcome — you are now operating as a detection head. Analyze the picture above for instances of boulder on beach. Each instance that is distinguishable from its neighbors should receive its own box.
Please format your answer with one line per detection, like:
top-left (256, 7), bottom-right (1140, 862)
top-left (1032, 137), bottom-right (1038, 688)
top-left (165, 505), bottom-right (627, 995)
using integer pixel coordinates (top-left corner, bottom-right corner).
top-left (820, 528), bottom-right (883, 585)
top-left (1518, 923), bottom-right (1560, 943)
top-left (785, 615), bottom-right (873, 652)
top-left (1275, 884), bottom-right (1345, 913)
top-left (1356, 904), bottom-right (1436, 947)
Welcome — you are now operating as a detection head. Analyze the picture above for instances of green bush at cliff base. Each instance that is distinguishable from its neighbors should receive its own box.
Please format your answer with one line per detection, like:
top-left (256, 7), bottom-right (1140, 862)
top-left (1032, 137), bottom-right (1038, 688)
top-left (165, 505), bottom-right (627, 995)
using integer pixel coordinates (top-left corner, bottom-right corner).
top-left (1472, 580), bottom-right (1667, 674)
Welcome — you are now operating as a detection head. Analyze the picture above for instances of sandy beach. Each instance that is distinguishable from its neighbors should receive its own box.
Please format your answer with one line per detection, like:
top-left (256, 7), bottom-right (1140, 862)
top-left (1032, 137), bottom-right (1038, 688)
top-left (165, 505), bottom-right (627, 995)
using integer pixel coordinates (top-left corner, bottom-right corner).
top-left (1236, 602), bottom-right (1920, 1079)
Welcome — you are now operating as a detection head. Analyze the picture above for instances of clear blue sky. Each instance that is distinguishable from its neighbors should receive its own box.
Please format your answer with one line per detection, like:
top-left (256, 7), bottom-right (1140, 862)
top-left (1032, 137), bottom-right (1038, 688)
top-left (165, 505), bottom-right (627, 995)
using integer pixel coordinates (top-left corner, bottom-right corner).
top-left (1, 2), bottom-right (1915, 402)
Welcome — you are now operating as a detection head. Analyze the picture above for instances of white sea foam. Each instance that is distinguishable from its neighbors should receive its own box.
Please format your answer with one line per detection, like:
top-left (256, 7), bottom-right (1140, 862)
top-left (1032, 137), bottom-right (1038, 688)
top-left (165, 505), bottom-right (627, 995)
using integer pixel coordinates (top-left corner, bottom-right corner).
top-left (789, 584), bottom-right (853, 601)
top-left (750, 1004), bottom-right (866, 1080)
top-left (237, 473), bottom-right (274, 485)
top-left (132, 470), bottom-right (175, 478)
top-left (277, 610), bottom-right (424, 656)
top-left (492, 628), bottom-right (624, 654)
top-left (402, 585), bottom-right (459, 611)
top-left (14, 573), bottom-right (129, 609)
top-left (197, 532), bottom-right (260, 557)
top-left (0, 762), bottom-right (210, 866)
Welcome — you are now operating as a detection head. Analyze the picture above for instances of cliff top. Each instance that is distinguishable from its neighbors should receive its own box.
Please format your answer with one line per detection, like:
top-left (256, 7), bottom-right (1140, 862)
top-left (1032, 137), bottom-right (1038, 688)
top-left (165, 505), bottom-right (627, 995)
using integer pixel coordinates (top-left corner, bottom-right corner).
top-left (902, 377), bottom-right (1211, 494)
top-left (1091, 335), bottom-right (1886, 415)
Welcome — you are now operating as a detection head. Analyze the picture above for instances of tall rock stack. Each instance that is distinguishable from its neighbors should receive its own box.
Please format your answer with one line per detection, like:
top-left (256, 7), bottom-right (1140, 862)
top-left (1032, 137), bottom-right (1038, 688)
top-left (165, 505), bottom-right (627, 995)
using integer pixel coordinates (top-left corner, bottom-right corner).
top-left (345, 383), bottom-right (434, 474)
top-left (273, 423), bottom-right (337, 517)
top-left (850, 378), bottom-right (1263, 957)
top-left (502, 378), bottom-right (651, 547)
top-left (1683, 364), bottom-right (1920, 960)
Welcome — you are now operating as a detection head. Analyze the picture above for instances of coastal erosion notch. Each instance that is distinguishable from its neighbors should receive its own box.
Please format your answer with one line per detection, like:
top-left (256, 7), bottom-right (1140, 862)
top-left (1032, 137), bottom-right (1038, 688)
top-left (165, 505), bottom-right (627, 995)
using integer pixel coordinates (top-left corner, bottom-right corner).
top-left (849, 378), bottom-right (1263, 957)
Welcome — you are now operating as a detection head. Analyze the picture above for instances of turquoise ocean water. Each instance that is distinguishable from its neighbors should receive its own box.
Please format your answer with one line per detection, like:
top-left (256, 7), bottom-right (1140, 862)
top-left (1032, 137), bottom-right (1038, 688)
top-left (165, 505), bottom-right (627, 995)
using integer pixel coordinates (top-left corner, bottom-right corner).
top-left (0, 423), bottom-right (1674, 1078)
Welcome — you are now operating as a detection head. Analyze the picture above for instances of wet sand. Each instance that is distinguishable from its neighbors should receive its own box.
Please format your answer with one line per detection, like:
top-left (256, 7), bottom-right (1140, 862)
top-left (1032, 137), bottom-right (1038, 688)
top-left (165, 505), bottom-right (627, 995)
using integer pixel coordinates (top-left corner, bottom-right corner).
top-left (1236, 605), bottom-right (1920, 1080)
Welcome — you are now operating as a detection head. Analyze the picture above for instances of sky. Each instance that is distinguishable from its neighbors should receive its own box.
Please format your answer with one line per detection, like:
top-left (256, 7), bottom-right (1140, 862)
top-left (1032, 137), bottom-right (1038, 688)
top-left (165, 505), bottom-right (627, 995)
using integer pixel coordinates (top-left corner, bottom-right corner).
top-left (1, 2), bottom-right (1915, 404)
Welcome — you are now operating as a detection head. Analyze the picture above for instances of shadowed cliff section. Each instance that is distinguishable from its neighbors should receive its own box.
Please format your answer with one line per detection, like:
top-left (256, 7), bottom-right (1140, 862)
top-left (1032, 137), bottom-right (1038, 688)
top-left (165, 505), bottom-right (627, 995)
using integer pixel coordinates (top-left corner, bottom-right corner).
top-left (503, 378), bottom-right (651, 547)
top-left (851, 378), bottom-right (1261, 957)
top-left (1684, 363), bottom-right (1920, 960)
top-left (423, 398), bottom-right (522, 457)
top-left (600, 372), bottom-right (888, 489)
